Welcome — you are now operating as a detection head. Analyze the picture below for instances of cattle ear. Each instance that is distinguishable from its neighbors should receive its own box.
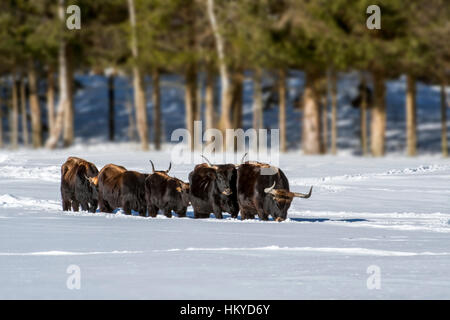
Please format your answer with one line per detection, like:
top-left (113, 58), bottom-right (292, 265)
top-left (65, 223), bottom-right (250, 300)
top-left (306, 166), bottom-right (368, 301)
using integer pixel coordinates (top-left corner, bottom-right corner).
top-left (207, 172), bottom-right (216, 180)
top-left (87, 176), bottom-right (99, 186)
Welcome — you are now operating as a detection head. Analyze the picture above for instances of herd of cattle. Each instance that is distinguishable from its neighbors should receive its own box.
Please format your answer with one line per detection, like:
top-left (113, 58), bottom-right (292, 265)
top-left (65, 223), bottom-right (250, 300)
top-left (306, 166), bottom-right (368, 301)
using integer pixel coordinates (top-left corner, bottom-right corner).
top-left (60, 155), bottom-right (313, 222)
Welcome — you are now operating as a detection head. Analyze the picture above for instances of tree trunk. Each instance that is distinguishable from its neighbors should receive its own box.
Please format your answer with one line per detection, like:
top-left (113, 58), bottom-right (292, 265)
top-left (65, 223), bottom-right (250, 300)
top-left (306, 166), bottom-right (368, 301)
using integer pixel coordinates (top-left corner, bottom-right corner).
top-left (108, 73), bottom-right (115, 141)
top-left (0, 81), bottom-right (3, 148)
top-left (11, 77), bottom-right (19, 149)
top-left (185, 65), bottom-right (197, 150)
top-left (152, 68), bottom-right (161, 150)
top-left (302, 71), bottom-right (322, 154)
top-left (207, 0), bottom-right (233, 149)
top-left (279, 69), bottom-right (287, 152)
top-left (63, 48), bottom-right (74, 147)
top-left (360, 73), bottom-right (368, 156)
top-left (28, 61), bottom-right (43, 148)
top-left (442, 82), bottom-right (448, 157)
top-left (128, 0), bottom-right (149, 150)
top-left (232, 68), bottom-right (243, 129)
top-left (321, 90), bottom-right (328, 153)
top-left (330, 71), bottom-right (338, 155)
top-left (205, 66), bottom-right (215, 131)
top-left (20, 78), bottom-right (29, 146)
top-left (253, 68), bottom-right (263, 131)
top-left (406, 74), bottom-right (417, 156)
top-left (370, 71), bottom-right (386, 157)
top-left (45, 0), bottom-right (69, 149)
top-left (46, 66), bottom-right (55, 138)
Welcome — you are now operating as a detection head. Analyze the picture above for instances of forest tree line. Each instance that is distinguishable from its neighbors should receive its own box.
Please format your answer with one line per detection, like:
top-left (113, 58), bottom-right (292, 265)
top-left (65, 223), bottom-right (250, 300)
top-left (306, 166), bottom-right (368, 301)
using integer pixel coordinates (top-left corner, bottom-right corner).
top-left (0, 0), bottom-right (449, 156)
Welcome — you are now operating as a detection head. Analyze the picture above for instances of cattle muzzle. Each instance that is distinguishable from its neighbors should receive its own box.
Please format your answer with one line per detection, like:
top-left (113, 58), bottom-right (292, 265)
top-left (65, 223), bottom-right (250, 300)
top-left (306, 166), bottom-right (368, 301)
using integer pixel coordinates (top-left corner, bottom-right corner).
top-left (222, 188), bottom-right (232, 196)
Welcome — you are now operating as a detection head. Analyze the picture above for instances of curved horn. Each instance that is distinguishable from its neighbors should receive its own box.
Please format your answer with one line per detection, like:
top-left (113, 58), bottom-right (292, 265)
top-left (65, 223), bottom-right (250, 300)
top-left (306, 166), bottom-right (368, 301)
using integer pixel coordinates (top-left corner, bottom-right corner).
top-left (292, 186), bottom-right (313, 199)
top-left (201, 155), bottom-right (213, 167)
top-left (240, 152), bottom-right (248, 164)
top-left (264, 181), bottom-right (276, 194)
top-left (149, 160), bottom-right (155, 173)
top-left (166, 162), bottom-right (172, 173)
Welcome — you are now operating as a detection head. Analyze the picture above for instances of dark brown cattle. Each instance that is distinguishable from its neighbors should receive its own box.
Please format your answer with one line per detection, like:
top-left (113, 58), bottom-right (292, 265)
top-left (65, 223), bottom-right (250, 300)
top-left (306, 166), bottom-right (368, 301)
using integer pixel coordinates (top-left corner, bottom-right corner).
top-left (237, 161), bottom-right (312, 221)
top-left (188, 156), bottom-right (239, 219)
top-left (93, 164), bottom-right (148, 216)
top-left (60, 157), bottom-right (99, 212)
top-left (145, 161), bottom-right (190, 218)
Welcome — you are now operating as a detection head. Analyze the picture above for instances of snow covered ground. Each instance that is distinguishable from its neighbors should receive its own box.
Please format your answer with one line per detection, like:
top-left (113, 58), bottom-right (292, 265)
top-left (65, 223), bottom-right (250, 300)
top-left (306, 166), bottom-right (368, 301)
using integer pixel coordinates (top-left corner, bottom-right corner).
top-left (1, 146), bottom-right (449, 299)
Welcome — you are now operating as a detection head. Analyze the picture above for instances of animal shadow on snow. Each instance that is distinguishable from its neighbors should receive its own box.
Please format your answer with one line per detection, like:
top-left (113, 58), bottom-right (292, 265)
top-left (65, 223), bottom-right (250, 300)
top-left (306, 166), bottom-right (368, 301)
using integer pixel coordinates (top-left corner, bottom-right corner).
top-left (98, 209), bottom-right (368, 223)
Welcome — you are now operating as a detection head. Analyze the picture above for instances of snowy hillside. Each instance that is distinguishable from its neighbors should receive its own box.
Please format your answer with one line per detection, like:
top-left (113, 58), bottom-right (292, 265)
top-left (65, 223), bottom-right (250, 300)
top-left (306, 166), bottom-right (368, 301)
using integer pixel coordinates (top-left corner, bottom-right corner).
top-left (1, 146), bottom-right (449, 299)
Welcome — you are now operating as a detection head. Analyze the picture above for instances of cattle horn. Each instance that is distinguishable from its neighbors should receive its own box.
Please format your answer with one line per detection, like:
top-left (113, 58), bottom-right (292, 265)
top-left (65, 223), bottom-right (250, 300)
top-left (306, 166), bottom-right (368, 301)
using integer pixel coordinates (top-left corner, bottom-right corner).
top-left (201, 155), bottom-right (213, 167)
top-left (240, 152), bottom-right (248, 164)
top-left (166, 162), bottom-right (172, 173)
top-left (149, 160), bottom-right (156, 173)
top-left (292, 186), bottom-right (313, 199)
top-left (264, 182), bottom-right (276, 194)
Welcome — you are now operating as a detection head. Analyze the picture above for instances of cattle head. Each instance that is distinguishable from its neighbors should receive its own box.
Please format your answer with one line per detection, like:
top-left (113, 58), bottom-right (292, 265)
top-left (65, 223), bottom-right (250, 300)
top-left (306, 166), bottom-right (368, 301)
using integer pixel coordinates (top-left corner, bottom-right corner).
top-left (86, 175), bottom-right (99, 200)
top-left (264, 182), bottom-right (312, 222)
top-left (176, 182), bottom-right (190, 207)
top-left (149, 160), bottom-right (171, 174)
top-left (201, 155), bottom-right (235, 196)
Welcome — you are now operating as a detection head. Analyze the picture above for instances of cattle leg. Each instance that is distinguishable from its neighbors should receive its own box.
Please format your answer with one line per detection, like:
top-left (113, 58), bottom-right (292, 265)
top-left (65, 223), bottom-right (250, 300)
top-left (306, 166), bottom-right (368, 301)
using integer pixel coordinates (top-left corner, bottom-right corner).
top-left (88, 200), bottom-right (98, 213)
top-left (163, 208), bottom-right (172, 218)
top-left (99, 198), bottom-right (113, 213)
top-left (62, 199), bottom-right (71, 211)
top-left (175, 207), bottom-right (187, 218)
top-left (256, 211), bottom-right (269, 221)
top-left (123, 201), bottom-right (132, 215)
top-left (71, 200), bottom-right (80, 212)
top-left (212, 204), bottom-right (223, 219)
top-left (80, 202), bottom-right (89, 212)
top-left (240, 209), bottom-right (255, 220)
top-left (138, 207), bottom-right (147, 217)
top-left (148, 204), bottom-right (158, 218)
top-left (194, 211), bottom-right (210, 219)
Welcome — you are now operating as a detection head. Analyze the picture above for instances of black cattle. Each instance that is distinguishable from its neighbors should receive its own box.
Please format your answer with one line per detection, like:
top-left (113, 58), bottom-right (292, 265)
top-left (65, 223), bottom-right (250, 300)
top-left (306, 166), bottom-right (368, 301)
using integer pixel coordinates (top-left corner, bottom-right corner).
top-left (237, 161), bottom-right (312, 221)
top-left (93, 164), bottom-right (148, 216)
top-left (61, 157), bottom-right (99, 212)
top-left (188, 156), bottom-right (239, 219)
top-left (145, 161), bottom-right (190, 218)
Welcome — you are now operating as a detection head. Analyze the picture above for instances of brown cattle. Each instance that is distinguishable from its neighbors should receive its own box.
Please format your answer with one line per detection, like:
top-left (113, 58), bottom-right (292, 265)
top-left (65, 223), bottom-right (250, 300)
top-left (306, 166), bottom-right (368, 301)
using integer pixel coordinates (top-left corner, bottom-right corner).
top-left (61, 157), bottom-right (99, 212)
top-left (237, 161), bottom-right (312, 221)
top-left (145, 161), bottom-right (190, 218)
top-left (93, 164), bottom-right (148, 216)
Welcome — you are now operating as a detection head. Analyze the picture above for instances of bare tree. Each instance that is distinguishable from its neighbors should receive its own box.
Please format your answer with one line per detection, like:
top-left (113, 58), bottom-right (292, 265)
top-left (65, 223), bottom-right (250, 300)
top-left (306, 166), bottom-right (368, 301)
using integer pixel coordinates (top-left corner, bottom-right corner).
top-left (370, 71), bottom-right (386, 157)
top-left (45, 0), bottom-right (70, 149)
top-left (46, 66), bottom-right (55, 138)
top-left (11, 75), bottom-right (19, 149)
top-left (442, 81), bottom-right (448, 157)
top-left (128, 0), bottom-right (149, 150)
top-left (20, 77), bottom-right (29, 146)
top-left (252, 68), bottom-right (263, 131)
top-left (206, 0), bottom-right (233, 150)
top-left (302, 71), bottom-right (323, 154)
top-left (152, 68), bottom-right (161, 150)
top-left (28, 61), bottom-right (42, 147)
top-left (279, 69), bottom-right (287, 152)
top-left (406, 74), bottom-right (417, 156)
top-left (205, 65), bottom-right (216, 131)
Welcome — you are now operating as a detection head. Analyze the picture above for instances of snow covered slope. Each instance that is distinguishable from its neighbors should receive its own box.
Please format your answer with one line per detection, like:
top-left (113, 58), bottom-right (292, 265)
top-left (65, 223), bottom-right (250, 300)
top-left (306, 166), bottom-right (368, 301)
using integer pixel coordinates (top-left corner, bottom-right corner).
top-left (0, 146), bottom-right (449, 299)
